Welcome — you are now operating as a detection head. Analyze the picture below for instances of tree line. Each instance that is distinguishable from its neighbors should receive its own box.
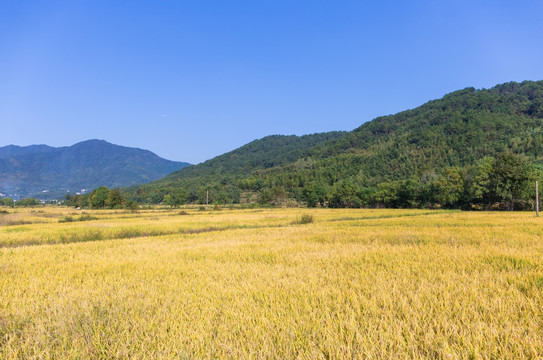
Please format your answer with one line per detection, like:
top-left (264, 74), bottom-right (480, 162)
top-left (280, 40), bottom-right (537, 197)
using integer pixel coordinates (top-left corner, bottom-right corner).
top-left (1, 152), bottom-right (538, 211)
top-left (250, 152), bottom-right (541, 210)
top-left (0, 197), bottom-right (42, 207)
top-left (64, 187), bottom-right (138, 210)
top-left (123, 152), bottom-right (540, 211)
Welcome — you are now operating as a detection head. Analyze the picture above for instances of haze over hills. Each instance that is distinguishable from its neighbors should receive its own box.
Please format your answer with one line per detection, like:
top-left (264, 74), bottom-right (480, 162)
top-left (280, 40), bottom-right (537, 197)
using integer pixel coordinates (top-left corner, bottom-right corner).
top-left (0, 140), bottom-right (190, 199)
top-left (128, 80), bottom-right (543, 205)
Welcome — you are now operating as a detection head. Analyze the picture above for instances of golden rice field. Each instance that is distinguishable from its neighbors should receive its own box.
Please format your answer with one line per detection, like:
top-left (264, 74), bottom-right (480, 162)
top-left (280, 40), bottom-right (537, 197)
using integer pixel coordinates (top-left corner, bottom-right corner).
top-left (1, 206), bottom-right (542, 359)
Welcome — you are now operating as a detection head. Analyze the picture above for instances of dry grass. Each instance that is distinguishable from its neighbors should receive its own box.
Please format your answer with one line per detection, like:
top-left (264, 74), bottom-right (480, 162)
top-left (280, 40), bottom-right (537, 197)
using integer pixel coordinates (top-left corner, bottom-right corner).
top-left (1, 207), bottom-right (542, 358)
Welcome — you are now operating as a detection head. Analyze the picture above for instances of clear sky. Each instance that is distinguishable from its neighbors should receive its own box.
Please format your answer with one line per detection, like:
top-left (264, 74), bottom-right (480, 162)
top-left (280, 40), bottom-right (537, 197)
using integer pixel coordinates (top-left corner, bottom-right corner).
top-left (1, 1), bottom-right (542, 164)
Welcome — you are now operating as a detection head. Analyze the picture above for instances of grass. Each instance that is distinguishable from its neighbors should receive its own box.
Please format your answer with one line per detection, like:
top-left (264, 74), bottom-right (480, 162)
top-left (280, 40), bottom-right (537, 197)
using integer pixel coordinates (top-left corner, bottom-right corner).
top-left (0, 207), bottom-right (542, 358)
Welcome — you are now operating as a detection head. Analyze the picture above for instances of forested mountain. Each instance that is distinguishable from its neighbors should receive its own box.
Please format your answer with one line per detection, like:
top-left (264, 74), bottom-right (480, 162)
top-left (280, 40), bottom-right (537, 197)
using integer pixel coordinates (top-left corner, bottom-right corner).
top-left (127, 81), bottom-right (543, 209)
top-left (0, 140), bottom-right (190, 199)
top-left (303, 81), bottom-right (543, 181)
top-left (127, 132), bottom-right (346, 203)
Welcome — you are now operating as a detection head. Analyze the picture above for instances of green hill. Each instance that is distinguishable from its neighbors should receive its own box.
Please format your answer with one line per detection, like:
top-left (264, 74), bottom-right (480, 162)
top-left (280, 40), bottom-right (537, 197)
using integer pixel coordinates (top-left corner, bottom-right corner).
top-left (127, 132), bottom-right (346, 203)
top-left (128, 80), bottom-right (543, 209)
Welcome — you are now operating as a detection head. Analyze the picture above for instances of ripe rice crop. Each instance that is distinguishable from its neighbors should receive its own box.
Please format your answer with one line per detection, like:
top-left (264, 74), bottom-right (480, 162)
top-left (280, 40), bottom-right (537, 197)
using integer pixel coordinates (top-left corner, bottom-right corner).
top-left (1, 207), bottom-right (542, 358)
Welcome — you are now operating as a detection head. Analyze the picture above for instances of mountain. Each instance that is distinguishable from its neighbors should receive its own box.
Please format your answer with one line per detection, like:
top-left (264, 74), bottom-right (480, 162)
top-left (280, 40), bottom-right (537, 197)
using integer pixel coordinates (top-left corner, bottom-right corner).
top-left (0, 140), bottom-right (190, 199)
top-left (302, 81), bottom-right (543, 182)
top-left (128, 80), bottom-right (543, 206)
top-left (127, 132), bottom-right (346, 203)
top-left (0, 144), bottom-right (56, 159)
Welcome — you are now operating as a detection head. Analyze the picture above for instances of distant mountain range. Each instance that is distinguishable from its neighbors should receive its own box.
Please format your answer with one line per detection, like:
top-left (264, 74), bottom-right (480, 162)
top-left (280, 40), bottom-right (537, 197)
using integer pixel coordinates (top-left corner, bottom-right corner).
top-left (0, 140), bottom-right (190, 199)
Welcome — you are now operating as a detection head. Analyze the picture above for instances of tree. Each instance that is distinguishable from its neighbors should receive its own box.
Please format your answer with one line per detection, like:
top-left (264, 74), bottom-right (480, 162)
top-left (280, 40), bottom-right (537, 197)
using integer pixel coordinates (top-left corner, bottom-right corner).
top-left (125, 200), bottom-right (139, 211)
top-left (164, 188), bottom-right (188, 207)
top-left (269, 186), bottom-right (287, 206)
top-left (213, 189), bottom-right (230, 205)
top-left (491, 152), bottom-right (531, 210)
top-left (465, 157), bottom-right (494, 209)
top-left (257, 188), bottom-right (272, 205)
top-left (64, 193), bottom-right (89, 208)
top-left (302, 182), bottom-right (328, 207)
top-left (107, 188), bottom-right (125, 209)
top-left (15, 198), bottom-right (41, 207)
top-left (198, 186), bottom-right (213, 205)
top-left (0, 197), bottom-right (14, 208)
top-left (89, 186), bottom-right (110, 209)
top-left (328, 180), bottom-right (361, 208)
top-left (432, 167), bottom-right (464, 207)
top-left (373, 181), bottom-right (402, 208)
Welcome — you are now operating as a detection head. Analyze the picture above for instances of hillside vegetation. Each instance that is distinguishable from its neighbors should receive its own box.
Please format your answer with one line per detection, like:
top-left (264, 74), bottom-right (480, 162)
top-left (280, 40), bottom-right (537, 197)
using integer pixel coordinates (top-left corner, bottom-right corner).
top-left (127, 81), bottom-right (543, 210)
top-left (127, 132), bottom-right (345, 203)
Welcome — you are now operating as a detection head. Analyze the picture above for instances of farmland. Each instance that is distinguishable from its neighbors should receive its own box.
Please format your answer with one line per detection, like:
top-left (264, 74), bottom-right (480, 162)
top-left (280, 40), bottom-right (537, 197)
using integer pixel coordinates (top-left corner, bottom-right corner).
top-left (1, 207), bottom-right (542, 359)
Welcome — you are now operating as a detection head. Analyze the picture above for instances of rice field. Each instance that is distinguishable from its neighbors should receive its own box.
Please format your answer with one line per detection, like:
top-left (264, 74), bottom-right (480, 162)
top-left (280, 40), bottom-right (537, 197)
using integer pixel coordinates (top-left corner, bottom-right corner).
top-left (0, 207), bottom-right (542, 359)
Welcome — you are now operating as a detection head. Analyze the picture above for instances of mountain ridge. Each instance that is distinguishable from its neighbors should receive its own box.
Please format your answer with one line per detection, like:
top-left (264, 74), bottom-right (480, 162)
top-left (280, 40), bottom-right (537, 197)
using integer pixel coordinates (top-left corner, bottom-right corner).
top-left (0, 139), bottom-right (190, 199)
top-left (127, 80), bottom-right (543, 206)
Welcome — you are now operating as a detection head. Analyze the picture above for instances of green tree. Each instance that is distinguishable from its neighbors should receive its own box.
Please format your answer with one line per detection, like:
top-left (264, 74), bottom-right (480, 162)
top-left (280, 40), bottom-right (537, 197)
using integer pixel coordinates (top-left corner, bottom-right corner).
top-left (432, 167), bottom-right (464, 207)
top-left (491, 152), bottom-right (531, 210)
top-left (89, 186), bottom-right (110, 209)
top-left (302, 182), bottom-right (328, 207)
top-left (125, 200), bottom-right (139, 211)
top-left (106, 188), bottom-right (125, 209)
top-left (213, 189), bottom-right (230, 205)
top-left (257, 188), bottom-right (272, 205)
top-left (269, 186), bottom-right (287, 206)
top-left (15, 198), bottom-right (41, 207)
top-left (198, 186), bottom-right (213, 205)
top-left (465, 157), bottom-right (494, 209)
top-left (373, 181), bottom-right (400, 207)
top-left (328, 180), bottom-right (361, 208)
top-left (164, 188), bottom-right (188, 207)
top-left (64, 193), bottom-right (89, 208)
top-left (0, 197), bottom-right (14, 208)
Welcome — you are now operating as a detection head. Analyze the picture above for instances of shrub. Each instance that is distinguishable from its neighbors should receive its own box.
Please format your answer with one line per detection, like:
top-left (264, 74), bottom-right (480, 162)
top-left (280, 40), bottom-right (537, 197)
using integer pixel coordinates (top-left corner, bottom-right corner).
top-left (59, 214), bottom-right (98, 223)
top-left (298, 214), bottom-right (314, 224)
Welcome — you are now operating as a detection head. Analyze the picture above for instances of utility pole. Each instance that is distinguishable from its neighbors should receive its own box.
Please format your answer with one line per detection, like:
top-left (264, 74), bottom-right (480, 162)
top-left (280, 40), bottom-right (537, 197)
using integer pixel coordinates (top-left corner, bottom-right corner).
top-left (537, 181), bottom-right (539, 217)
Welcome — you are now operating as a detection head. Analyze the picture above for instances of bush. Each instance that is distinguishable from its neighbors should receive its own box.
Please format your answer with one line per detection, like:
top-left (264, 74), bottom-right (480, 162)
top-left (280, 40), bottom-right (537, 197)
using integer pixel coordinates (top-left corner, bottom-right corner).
top-left (286, 200), bottom-right (299, 208)
top-left (125, 200), bottom-right (139, 211)
top-left (297, 214), bottom-right (314, 224)
top-left (15, 198), bottom-right (41, 207)
top-left (59, 214), bottom-right (98, 223)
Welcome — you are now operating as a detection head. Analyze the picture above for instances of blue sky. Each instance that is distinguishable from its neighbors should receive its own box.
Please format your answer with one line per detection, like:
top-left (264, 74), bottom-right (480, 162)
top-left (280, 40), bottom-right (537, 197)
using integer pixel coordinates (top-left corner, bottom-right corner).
top-left (1, 1), bottom-right (542, 163)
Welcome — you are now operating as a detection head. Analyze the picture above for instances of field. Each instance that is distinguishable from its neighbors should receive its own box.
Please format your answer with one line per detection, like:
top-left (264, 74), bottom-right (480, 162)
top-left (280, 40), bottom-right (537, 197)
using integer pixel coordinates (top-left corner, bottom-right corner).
top-left (1, 207), bottom-right (542, 359)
